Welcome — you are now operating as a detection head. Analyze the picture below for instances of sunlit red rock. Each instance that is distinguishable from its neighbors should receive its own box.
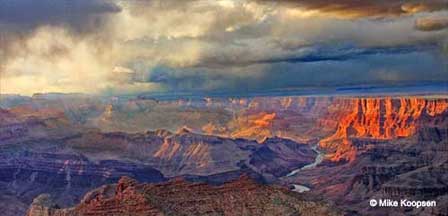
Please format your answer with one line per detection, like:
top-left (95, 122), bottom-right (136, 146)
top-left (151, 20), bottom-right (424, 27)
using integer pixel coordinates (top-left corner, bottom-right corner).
top-left (320, 97), bottom-right (448, 162)
top-left (229, 112), bottom-right (276, 142)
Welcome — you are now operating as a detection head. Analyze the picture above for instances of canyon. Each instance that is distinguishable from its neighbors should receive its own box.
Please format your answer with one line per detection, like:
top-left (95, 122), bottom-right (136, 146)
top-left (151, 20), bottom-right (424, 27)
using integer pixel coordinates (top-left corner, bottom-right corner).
top-left (1, 94), bottom-right (447, 215)
top-left (0, 99), bottom-right (317, 215)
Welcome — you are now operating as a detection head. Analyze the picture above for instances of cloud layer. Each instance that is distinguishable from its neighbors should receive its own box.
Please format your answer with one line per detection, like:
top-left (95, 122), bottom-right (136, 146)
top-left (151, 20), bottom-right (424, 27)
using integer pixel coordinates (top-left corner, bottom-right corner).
top-left (256, 0), bottom-right (448, 18)
top-left (0, 0), bottom-right (447, 96)
top-left (0, 0), bottom-right (120, 32)
top-left (416, 17), bottom-right (448, 31)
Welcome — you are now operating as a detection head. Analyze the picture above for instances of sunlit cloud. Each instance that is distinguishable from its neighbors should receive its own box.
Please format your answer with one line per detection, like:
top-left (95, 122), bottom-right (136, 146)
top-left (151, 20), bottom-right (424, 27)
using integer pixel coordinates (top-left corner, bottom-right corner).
top-left (256, 0), bottom-right (448, 19)
top-left (416, 17), bottom-right (448, 31)
top-left (0, 0), bottom-right (447, 95)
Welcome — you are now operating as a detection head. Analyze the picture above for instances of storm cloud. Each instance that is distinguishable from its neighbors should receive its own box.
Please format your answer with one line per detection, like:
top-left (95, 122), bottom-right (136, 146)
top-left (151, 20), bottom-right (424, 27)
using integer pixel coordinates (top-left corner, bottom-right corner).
top-left (0, 0), bottom-right (447, 96)
top-left (0, 0), bottom-right (120, 33)
top-left (0, 0), bottom-right (121, 72)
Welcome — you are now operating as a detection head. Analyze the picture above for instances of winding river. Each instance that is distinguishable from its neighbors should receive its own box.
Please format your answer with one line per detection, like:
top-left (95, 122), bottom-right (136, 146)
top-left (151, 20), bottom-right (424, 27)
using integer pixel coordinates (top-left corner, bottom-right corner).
top-left (286, 144), bottom-right (324, 193)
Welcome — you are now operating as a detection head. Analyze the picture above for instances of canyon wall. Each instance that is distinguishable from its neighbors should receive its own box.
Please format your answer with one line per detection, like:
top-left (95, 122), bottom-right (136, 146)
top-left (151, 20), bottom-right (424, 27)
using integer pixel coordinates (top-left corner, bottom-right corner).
top-left (320, 97), bottom-right (448, 161)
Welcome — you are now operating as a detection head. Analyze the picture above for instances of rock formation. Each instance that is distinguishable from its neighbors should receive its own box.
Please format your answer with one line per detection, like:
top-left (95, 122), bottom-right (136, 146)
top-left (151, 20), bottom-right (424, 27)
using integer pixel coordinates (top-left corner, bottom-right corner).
top-left (2, 94), bottom-right (448, 216)
top-left (320, 98), bottom-right (448, 161)
top-left (27, 176), bottom-right (342, 216)
top-left (287, 98), bottom-right (448, 215)
top-left (0, 101), bottom-right (317, 215)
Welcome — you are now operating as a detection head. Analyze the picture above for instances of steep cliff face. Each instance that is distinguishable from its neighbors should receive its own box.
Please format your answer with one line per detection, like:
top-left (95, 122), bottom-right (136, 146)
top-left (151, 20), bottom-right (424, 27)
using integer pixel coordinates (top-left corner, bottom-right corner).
top-left (320, 98), bottom-right (448, 161)
top-left (27, 176), bottom-right (343, 216)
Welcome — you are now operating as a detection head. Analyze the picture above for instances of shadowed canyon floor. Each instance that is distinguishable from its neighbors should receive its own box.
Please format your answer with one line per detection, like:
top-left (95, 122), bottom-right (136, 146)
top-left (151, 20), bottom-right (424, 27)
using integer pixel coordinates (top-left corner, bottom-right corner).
top-left (0, 94), bottom-right (447, 215)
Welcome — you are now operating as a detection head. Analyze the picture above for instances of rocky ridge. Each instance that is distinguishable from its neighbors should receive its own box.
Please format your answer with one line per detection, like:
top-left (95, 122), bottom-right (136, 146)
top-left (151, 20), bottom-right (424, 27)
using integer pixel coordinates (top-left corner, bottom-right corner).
top-left (27, 176), bottom-right (342, 216)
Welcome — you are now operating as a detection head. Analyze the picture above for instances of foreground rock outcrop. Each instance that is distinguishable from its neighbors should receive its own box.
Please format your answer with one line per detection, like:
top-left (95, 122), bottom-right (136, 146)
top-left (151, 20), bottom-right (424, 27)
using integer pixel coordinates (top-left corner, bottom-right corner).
top-left (27, 176), bottom-right (342, 216)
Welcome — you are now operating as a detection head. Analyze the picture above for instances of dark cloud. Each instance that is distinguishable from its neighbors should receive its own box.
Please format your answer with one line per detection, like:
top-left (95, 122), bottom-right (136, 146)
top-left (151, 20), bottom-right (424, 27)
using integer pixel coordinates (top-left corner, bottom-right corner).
top-left (145, 65), bottom-right (220, 92)
top-left (1, 0), bottom-right (446, 95)
top-left (139, 48), bottom-right (447, 96)
top-left (256, 0), bottom-right (448, 18)
top-left (0, 0), bottom-right (120, 34)
top-left (415, 17), bottom-right (448, 31)
top-left (197, 44), bottom-right (435, 67)
top-left (254, 45), bottom-right (433, 64)
top-left (0, 0), bottom-right (121, 69)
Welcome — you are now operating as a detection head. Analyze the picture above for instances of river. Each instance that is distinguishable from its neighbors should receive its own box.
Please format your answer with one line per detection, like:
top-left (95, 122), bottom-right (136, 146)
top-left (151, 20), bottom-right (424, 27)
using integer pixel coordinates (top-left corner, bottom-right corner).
top-left (285, 144), bottom-right (324, 193)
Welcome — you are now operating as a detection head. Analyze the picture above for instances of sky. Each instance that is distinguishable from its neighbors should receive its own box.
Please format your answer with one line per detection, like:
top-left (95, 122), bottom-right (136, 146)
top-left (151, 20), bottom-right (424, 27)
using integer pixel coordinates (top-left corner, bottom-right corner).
top-left (0, 0), bottom-right (447, 96)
